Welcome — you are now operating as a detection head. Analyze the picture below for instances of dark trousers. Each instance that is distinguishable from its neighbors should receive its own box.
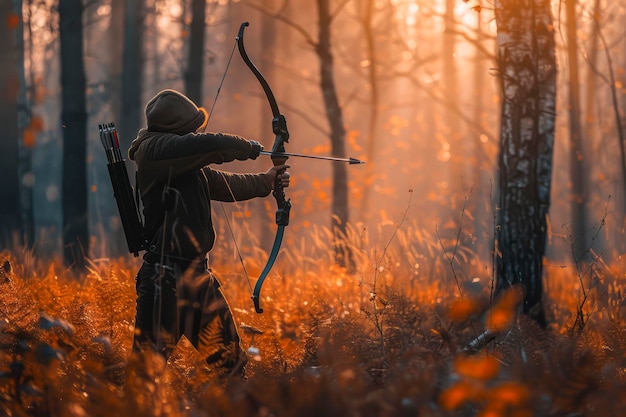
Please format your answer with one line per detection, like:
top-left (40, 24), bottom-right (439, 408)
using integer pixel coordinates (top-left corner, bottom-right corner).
top-left (133, 260), bottom-right (246, 376)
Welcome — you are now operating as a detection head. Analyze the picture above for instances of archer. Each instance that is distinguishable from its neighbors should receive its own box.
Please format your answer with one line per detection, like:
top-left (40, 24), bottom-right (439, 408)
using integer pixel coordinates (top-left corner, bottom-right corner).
top-left (128, 89), bottom-right (291, 378)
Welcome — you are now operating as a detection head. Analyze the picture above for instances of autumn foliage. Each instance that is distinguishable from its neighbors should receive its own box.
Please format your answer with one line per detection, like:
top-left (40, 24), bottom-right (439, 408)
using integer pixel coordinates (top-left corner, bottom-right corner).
top-left (1, 223), bottom-right (626, 416)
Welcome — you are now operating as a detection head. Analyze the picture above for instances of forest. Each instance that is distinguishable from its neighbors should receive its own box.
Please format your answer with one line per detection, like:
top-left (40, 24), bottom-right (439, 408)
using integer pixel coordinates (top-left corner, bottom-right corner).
top-left (1, 0), bottom-right (626, 416)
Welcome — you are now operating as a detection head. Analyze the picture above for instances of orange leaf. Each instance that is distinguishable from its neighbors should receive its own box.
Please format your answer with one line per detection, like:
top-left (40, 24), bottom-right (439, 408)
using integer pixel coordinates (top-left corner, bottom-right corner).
top-left (487, 382), bottom-right (530, 406)
top-left (454, 354), bottom-right (500, 381)
top-left (23, 128), bottom-right (36, 149)
top-left (485, 287), bottom-right (523, 331)
top-left (7, 13), bottom-right (20, 30)
top-left (438, 380), bottom-right (481, 411)
top-left (30, 115), bottom-right (44, 131)
top-left (447, 298), bottom-right (480, 322)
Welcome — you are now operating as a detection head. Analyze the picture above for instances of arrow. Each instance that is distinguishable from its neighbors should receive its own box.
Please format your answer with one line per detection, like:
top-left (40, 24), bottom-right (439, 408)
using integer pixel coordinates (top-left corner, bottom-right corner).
top-left (260, 151), bottom-right (365, 164)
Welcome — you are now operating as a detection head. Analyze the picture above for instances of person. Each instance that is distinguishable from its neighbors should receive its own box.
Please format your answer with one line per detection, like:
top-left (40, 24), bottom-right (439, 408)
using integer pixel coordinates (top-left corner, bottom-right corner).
top-left (128, 89), bottom-right (290, 378)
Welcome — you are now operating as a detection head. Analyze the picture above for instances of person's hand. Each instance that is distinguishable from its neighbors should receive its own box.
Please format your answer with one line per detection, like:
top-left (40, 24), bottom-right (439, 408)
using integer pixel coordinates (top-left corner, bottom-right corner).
top-left (265, 164), bottom-right (291, 189)
top-left (249, 140), bottom-right (263, 160)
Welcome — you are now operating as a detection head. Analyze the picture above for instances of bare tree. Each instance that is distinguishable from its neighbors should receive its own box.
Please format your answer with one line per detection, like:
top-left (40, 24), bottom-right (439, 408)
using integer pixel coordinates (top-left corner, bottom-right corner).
top-left (316, 0), bottom-right (353, 269)
top-left (108, 0), bottom-right (124, 120)
top-left (0, 0), bottom-right (22, 248)
top-left (184, 0), bottom-right (206, 104)
top-left (583, 0), bottom-right (600, 218)
top-left (494, 0), bottom-right (557, 327)
top-left (248, 0), bottom-right (354, 268)
top-left (565, 0), bottom-right (586, 257)
top-left (59, 0), bottom-right (88, 268)
top-left (18, 0), bottom-right (35, 248)
top-left (358, 0), bottom-right (380, 218)
top-left (118, 0), bottom-right (144, 152)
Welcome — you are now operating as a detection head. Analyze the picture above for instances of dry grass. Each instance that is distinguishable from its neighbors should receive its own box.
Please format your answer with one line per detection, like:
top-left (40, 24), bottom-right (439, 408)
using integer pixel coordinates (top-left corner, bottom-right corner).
top-left (1, 221), bottom-right (626, 416)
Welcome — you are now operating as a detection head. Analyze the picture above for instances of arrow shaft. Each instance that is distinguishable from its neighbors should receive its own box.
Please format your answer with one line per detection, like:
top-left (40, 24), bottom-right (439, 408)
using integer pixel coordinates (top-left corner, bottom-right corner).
top-left (260, 150), bottom-right (364, 164)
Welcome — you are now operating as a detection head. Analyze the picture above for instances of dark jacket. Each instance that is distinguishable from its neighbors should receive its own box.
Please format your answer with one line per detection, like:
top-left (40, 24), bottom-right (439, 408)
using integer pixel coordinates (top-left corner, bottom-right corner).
top-left (128, 126), bottom-right (272, 264)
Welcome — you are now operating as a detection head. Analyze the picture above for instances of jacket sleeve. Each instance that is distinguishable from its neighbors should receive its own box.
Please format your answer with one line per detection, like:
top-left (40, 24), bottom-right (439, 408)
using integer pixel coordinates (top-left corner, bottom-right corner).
top-left (203, 167), bottom-right (273, 202)
top-left (137, 132), bottom-right (254, 182)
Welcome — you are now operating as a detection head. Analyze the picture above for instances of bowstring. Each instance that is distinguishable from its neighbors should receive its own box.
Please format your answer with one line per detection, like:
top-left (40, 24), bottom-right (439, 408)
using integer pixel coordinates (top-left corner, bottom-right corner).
top-left (205, 37), bottom-right (254, 293)
top-left (206, 38), bottom-right (237, 125)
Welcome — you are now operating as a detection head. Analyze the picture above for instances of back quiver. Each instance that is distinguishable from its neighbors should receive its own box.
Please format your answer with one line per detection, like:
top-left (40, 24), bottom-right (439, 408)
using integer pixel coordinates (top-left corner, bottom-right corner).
top-left (107, 161), bottom-right (145, 256)
top-left (100, 123), bottom-right (146, 256)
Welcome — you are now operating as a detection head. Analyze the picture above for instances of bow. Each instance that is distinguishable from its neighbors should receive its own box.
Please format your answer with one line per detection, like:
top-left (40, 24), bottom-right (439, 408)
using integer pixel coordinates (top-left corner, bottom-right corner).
top-left (237, 22), bottom-right (291, 313)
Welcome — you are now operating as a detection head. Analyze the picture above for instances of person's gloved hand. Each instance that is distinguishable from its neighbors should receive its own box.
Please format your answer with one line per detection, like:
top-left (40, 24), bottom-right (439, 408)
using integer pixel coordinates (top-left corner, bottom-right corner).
top-left (249, 140), bottom-right (263, 160)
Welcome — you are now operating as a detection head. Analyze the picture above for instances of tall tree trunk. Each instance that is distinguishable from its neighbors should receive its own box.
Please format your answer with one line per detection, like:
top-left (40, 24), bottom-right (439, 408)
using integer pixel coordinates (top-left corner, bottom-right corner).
top-left (358, 0), bottom-right (379, 219)
top-left (119, 0), bottom-right (144, 153)
top-left (443, 0), bottom-right (460, 182)
top-left (108, 0), bottom-right (124, 120)
top-left (0, 0), bottom-right (22, 248)
top-left (99, 0), bottom-right (126, 256)
top-left (565, 0), bottom-right (586, 257)
top-left (18, 0), bottom-right (34, 249)
top-left (471, 0), bottom-right (489, 244)
top-left (583, 0), bottom-right (601, 250)
top-left (494, 0), bottom-right (557, 327)
top-left (184, 0), bottom-right (205, 104)
top-left (316, 0), bottom-right (353, 269)
top-left (59, 0), bottom-right (88, 268)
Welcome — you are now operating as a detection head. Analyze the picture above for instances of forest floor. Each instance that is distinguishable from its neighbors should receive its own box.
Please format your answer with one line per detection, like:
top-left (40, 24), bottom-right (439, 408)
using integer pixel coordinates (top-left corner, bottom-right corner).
top-left (0, 241), bottom-right (625, 417)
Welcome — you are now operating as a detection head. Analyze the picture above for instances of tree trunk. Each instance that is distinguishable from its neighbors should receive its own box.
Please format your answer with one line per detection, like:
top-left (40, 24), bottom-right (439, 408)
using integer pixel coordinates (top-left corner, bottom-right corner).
top-left (358, 0), bottom-right (379, 219)
top-left (494, 0), bottom-right (557, 327)
top-left (0, 0), bottom-right (22, 248)
top-left (59, 0), bottom-right (88, 268)
top-left (316, 0), bottom-right (353, 270)
top-left (184, 0), bottom-right (206, 105)
top-left (471, 0), bottom-right (489, 244)
top-left (17, 0), bottom-right (34, 249)
top-left (583, 0), bottom-right (600, 216)
top-left (108, 0), bottom-right (124, 120)
top-left (565, 0), bottom-right (586, 257)
top-left (119, 0), bottom-right (144, 153)
top-left (443, 0), bottom-right (461, 184)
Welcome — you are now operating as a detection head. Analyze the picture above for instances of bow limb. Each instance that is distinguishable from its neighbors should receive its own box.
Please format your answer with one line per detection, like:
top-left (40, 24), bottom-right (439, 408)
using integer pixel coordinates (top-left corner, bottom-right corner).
top-left (237, 21), bottom-right (292, 313)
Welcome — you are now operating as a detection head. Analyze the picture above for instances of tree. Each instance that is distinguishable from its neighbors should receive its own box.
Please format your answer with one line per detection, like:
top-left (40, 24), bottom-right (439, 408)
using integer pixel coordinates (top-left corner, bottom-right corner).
top-left (118, 0), bottom-right (144, 153)
top-left (494, 0), bottom-right (557, 327)
top-left (17, 0), bottom-right (35, 249)
top-left (565, 0), bottom-right (586, 257)
top-left (184, 0), bottom-right (206, 104)
top-left (316, 0), bottom-right (353, 269)
top-left (251, 0), bottom-right (354, 268)
top-left (358, 0), bottom-right (380, 218)
top-left (0, 0), bottom-right (22, 248)
top-left (59, 0), bottom-right (88, 268)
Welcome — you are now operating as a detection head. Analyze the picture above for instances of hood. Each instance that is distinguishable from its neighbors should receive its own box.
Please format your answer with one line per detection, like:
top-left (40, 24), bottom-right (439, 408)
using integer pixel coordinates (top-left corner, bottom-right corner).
top-left (144, 89), bottom-right (207, 135)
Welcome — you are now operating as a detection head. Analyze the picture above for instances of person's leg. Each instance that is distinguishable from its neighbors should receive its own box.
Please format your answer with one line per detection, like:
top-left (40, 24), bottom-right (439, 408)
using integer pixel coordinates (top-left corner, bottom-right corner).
top-left (133, 262), bottom-right (156, 349)
top-left (134, 263), bottom-right (179, 358)
top-left (179, 271), bottom-right (247, 377)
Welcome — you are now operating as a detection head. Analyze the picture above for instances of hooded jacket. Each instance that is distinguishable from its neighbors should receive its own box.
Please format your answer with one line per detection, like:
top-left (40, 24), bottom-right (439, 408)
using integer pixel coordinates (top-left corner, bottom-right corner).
top-left (128, 89), bottom-right (272, 263)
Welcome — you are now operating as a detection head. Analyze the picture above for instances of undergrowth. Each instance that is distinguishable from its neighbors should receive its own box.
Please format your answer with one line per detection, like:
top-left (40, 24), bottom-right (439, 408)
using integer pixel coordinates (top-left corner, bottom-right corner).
top-left (1, 218), bottom-right (625, 416)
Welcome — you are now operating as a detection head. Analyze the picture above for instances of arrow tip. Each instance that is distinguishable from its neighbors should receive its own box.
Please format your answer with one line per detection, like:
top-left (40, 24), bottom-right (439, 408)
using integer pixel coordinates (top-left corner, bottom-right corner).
top-left (349, 157), bottom-right (365, 165)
